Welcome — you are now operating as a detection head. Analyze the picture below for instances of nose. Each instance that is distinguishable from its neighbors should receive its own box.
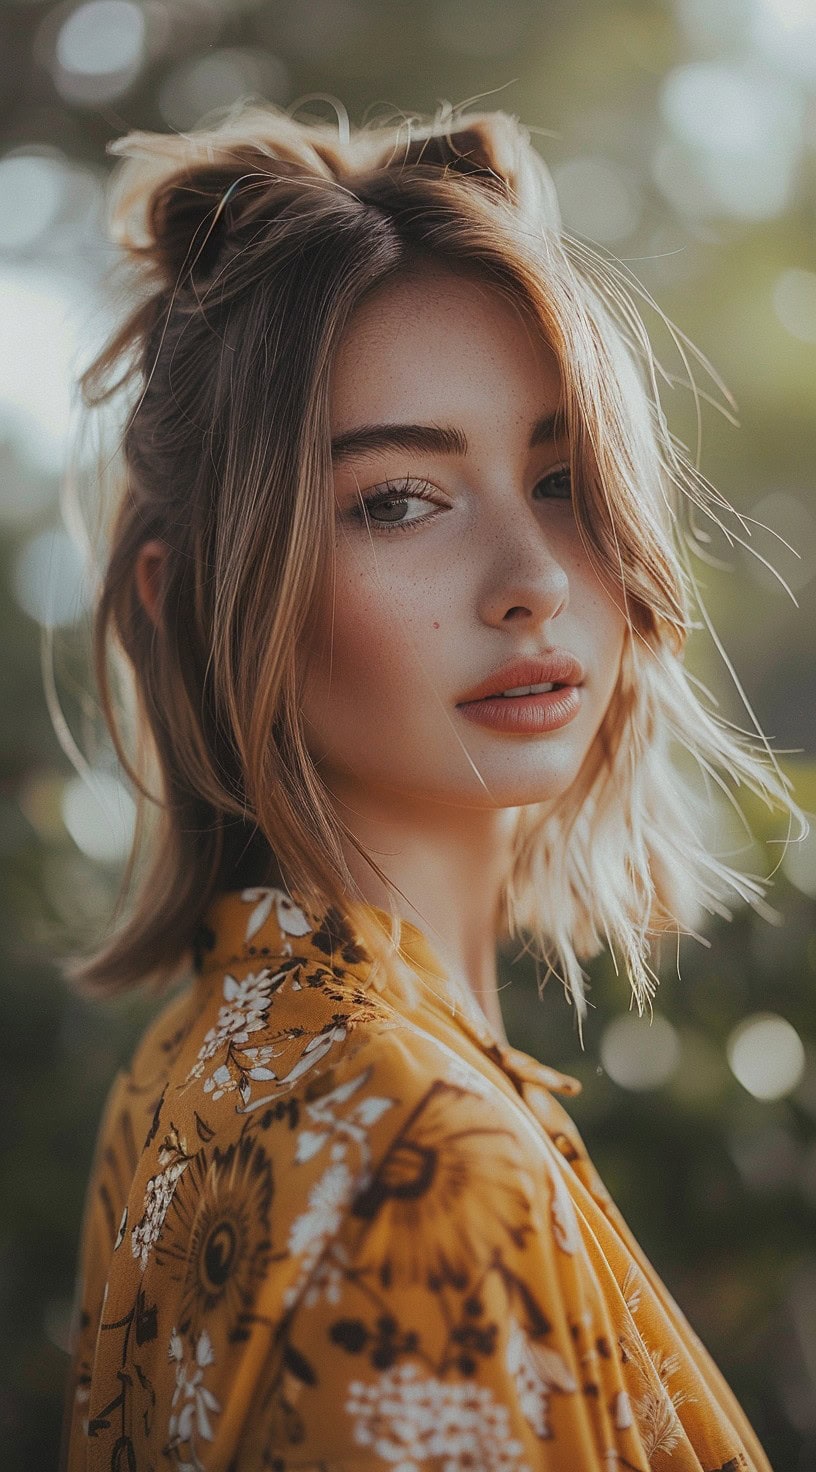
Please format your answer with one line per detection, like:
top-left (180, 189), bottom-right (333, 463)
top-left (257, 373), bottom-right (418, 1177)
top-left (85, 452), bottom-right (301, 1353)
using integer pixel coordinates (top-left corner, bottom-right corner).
top-left (477, 507), bottom-right (570, 626)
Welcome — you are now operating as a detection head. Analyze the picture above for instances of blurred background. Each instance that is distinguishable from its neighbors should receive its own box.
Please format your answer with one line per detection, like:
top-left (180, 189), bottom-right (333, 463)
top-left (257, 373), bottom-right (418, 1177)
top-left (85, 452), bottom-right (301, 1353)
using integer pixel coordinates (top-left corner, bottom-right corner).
top-left (1, 0), bottom-right (815, 1466)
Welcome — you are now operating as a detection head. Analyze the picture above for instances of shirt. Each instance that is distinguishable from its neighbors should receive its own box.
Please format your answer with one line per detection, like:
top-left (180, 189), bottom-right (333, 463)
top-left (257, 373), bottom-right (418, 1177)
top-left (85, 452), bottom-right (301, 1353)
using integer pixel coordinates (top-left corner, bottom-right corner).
top-left (61, 884), bottom-right (773, 1472)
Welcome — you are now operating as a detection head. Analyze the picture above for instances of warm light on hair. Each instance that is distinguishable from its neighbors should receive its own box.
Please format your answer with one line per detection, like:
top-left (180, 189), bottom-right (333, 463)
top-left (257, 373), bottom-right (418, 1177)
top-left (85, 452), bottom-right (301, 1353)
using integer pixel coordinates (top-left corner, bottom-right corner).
top-left (53, 96), bottom-right (807, 1042)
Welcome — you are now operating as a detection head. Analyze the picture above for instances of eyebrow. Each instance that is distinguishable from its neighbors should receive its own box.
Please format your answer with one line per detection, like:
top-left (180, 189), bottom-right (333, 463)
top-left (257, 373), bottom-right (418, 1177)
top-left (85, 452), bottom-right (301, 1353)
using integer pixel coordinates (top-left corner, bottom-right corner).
top-left (330, 408), bottom-right (567, 465)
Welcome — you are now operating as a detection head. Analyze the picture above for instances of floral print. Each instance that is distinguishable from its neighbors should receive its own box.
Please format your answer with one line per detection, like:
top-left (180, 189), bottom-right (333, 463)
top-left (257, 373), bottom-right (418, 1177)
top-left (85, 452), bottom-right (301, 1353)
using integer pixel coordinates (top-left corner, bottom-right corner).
top-left (130, 1126), bottom-right (193, 1272)
top-left (62, 885), bottom-right (773, 1471)
top-left (167, 1326), bottom-right (221, 1468)
top-left (345, 1361), bottom-right (531, 1470)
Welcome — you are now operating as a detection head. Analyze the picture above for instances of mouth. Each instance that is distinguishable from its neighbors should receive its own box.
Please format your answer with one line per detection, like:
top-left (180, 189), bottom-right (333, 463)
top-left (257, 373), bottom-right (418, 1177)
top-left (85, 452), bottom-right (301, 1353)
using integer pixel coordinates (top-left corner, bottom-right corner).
top-left (456, 681), bottom-right (583, 732)
top-left (458, 682), bottom-right (571, 705)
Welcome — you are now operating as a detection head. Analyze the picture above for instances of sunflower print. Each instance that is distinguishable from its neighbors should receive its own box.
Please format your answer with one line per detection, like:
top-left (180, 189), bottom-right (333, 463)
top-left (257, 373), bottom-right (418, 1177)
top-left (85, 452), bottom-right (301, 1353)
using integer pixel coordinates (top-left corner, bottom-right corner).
top-left (157, 1131), bottom-right (273, 1340)
top-left (61, 886), bottom-right (775, 1472)
top-left (346, 1077), bottom-right (542, 1290)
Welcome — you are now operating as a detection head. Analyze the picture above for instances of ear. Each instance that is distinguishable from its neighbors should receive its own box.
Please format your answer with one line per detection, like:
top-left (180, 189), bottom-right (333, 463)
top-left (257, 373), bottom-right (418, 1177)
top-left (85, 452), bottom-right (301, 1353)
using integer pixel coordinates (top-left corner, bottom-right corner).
top-left (135, 538), bottom-right (168, 629)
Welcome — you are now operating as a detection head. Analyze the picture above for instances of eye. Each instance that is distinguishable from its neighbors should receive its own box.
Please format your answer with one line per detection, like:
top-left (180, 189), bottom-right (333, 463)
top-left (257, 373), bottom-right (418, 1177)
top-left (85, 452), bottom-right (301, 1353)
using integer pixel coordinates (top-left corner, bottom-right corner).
top-left (347, 465), bottom-right (573, 535)
top-left (535, 465), bottom-right (572, 500)
top-left (348, 478), bottom-right (445, 534)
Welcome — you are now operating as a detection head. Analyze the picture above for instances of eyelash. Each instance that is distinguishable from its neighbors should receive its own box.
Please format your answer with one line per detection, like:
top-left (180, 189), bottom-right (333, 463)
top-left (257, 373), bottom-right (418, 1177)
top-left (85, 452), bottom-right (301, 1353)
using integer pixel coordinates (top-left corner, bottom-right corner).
top-left (349, 467), bottom-right (573, 535)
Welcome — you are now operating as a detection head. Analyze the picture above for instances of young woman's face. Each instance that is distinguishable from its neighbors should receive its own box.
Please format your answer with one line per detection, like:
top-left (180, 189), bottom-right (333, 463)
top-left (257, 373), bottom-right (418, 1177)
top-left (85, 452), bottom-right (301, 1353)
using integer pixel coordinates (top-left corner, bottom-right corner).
top-left (300, 262), bottom-right (628, 815)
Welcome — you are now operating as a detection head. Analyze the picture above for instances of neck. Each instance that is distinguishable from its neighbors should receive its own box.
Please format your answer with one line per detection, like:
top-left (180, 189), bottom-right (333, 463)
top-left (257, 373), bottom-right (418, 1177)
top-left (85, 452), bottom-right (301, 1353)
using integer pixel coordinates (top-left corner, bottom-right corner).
top-left (320, 775), bottom-right (519, 1047)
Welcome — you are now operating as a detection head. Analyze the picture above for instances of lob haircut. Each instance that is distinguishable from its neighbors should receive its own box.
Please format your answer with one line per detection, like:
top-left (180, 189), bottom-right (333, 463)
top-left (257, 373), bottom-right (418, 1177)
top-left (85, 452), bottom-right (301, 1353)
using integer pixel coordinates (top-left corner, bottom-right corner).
top-left (57, 98), bottom-right (806, 1039)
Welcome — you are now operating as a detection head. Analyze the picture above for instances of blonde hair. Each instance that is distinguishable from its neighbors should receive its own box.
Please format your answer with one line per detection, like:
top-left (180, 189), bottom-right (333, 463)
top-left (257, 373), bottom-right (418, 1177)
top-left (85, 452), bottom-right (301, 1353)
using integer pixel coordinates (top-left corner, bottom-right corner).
top-left (55, 95), bottom-right (807, 1042)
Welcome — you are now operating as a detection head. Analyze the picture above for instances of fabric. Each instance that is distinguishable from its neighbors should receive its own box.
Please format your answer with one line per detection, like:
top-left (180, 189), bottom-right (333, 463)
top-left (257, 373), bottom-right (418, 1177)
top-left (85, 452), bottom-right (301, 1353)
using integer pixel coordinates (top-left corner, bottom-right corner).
top-left (61, 885), bottom-right (773, 1472)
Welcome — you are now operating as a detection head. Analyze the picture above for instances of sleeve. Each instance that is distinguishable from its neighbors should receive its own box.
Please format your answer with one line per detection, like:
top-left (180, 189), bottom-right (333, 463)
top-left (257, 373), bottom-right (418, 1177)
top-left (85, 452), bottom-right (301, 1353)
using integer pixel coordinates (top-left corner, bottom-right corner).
top-left (230, 1023), bottom-right (653, 1472)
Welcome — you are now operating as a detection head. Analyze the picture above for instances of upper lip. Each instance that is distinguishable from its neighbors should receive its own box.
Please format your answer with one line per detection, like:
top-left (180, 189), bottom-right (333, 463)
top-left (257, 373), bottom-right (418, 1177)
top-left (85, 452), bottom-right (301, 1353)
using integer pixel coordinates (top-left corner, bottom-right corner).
top-left (456, 651), bottom-right (585, 704)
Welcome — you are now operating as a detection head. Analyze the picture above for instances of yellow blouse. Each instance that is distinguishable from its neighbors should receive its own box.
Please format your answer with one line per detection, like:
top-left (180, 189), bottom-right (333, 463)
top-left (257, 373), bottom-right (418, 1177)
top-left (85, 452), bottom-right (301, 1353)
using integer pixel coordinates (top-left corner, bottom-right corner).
top-left (62, 886), bottom-right (773, 1471)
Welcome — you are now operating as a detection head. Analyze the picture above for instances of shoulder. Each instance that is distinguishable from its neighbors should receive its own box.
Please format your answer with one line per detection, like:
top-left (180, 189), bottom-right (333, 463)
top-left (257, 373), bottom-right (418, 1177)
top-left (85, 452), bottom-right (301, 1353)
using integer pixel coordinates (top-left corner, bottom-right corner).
top-left (86, 890), bottom-right (565, 1284)
top-left (77, 955), bottom-right (642, 1471)
top-left (121, 940), bottom-right (551, 1292)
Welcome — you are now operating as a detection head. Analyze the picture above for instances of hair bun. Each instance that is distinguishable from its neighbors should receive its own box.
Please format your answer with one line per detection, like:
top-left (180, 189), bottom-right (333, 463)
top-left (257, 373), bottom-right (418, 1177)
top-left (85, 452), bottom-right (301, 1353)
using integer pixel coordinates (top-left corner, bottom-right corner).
top-left (104, 105), bottom-right (342, 288)
top-left (396, 113), bottom-right (524, 198)
top-left (386, 108), bottom-right (562, 233)
top-left (102, 102), bottom-right (561, 291)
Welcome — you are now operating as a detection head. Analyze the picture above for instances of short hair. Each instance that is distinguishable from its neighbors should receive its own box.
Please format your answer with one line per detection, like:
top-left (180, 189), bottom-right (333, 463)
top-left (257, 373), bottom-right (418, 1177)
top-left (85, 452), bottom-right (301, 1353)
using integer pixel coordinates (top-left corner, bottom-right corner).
top-left (56, 97), bottom-right (806, 1040)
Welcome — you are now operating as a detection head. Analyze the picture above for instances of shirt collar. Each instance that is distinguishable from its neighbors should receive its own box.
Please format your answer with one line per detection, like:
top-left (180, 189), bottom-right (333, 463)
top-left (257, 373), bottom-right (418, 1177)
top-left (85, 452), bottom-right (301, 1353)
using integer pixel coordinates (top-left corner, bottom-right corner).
top-left (192, 885), bottom-right (582, 1098)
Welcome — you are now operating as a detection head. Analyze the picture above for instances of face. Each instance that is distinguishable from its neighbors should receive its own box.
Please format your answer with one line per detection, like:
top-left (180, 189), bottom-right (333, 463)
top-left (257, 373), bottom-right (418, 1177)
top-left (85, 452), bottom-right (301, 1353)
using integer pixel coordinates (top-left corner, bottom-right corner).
top-left (299, 262), bottom-right (627, 821)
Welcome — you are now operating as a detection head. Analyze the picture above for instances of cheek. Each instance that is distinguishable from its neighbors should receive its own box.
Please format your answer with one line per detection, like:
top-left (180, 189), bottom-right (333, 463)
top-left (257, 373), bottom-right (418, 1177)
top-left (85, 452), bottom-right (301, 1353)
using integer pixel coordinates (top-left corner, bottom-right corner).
top-left (569, 550), bottom-right (628, 681)
top-left (569, 527), bottom-right (627, 617)
top-left (300, 556), bottom-right (430, 728)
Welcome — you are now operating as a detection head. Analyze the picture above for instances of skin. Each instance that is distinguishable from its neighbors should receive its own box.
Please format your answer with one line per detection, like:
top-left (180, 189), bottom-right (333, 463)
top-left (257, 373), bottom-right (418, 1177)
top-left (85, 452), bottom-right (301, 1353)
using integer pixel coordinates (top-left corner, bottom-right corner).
top-left (136, 261), bottom-right (628, 1046)
top-left (299, 261), bottom-right (628, 1043)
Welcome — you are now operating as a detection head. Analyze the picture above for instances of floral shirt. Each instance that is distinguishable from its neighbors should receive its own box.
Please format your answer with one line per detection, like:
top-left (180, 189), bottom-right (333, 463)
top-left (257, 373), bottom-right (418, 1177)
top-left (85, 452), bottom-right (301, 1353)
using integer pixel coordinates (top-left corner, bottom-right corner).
top-left (61, 886), bottom-right (773, 1472)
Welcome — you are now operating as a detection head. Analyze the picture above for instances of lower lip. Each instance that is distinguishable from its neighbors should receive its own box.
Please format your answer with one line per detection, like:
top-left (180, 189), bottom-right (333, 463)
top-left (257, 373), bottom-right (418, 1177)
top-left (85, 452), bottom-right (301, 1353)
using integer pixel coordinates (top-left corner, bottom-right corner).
top-left (456, 685), bottom-right (582, 733)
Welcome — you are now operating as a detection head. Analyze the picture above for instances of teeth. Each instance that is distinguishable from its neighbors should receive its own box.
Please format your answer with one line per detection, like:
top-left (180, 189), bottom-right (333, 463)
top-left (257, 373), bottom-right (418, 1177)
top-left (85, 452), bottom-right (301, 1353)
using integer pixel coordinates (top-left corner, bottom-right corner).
top-left (498, 682), bottom-right (556, 697)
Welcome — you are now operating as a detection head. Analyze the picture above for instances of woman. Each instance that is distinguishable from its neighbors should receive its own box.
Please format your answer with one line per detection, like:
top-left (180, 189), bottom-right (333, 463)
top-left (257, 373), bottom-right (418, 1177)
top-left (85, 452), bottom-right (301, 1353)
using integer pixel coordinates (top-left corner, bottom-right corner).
top-left (59, 97), bottom-right (802, 1470)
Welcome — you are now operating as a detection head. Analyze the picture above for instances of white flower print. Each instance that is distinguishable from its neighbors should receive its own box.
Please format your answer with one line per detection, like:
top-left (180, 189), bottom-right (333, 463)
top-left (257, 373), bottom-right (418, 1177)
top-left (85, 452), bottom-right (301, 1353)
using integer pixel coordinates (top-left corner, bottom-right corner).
top-left (300, 1243), bottom-right (350, 1310)
top-left (281, 1159), bottom-right (357, 1312)
top-left (239, 1023), bottom-right (354, 1114)
top-left (505, 1316), bottom-right (578, 1439)
top-left (288, 1159), bottom-right (354, 1256)
top-left (114, 1205), bottom-right (128, 1251)
top-left (202, 1062), bottom-right (234, 1101)
top-left (293, 1067), bottom-right (394, 1166)
top-left (184, 967), bottom-right (285, 1100)
top-left (240, 885), bottom-right (312, 942)
top-left (345, 1360), bottom-right (532, 1471)
top-left (131, 1156), bottom-right (190, 1272)
top-left (168, 1326), bottom-right (221, 1469)
top-left (276, 1023), bottom-right (349, 1087)
top-left (549, 1157), bottom-right (583, 1255)
top-left (196, 968), bottom-right (276, 1066)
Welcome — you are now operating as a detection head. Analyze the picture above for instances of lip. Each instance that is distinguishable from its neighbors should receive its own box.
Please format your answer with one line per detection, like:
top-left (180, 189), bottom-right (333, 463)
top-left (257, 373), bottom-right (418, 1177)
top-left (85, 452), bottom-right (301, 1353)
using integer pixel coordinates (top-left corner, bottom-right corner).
top-left (457, 684), bottom-right (582, 734)
top-left (455, 651), bottom-right (585, 706)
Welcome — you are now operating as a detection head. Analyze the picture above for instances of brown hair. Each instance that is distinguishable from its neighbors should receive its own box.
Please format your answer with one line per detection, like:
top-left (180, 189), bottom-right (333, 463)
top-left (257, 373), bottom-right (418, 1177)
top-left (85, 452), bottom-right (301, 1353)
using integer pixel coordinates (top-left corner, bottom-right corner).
top-left (56, 97), bottom-right (806, 1037)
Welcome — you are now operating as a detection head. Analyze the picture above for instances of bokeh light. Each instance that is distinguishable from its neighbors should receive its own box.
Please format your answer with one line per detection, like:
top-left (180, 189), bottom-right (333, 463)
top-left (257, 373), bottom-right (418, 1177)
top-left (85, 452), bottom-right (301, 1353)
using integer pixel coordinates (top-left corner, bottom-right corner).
top-left (11, 526), bottom-right (91, 628)
top-left (49, 0), bottom-right (147, 105)
top-left (750, 0), bottom-right (816, 86)
top-left (157, 47), bottom-right (289, 132)
top-left (673, 0), bottom-right (754, 48)
top-left (0, 265), bottom-right (98, 475)
top-left (656, 60), bottom-right (803, 221)
top-left (0, 151), bottom-right (66, 251)
top-left (17, 770), bottom-right (68, 845)
top-left (60, 770), bottom-right (136, 865)
top-left (726, 1012), bottom-right (806, 1100)
top-left (599, 1012), bottom-right (682, 1090)
top-left (772, 267), bottom-right (816, 344)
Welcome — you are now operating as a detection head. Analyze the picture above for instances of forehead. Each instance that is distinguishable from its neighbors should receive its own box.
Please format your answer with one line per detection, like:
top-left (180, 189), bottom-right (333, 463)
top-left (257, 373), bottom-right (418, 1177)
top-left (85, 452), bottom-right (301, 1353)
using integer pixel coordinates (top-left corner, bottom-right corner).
top-left (329, 263), bottom-right (562, 433)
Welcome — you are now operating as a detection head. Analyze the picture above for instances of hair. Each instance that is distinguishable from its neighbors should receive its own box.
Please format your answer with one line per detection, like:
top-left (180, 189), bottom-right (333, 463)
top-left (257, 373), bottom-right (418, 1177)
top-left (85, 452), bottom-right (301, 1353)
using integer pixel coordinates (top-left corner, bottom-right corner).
top-left (55, 94), bottom-right (808, 1044)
